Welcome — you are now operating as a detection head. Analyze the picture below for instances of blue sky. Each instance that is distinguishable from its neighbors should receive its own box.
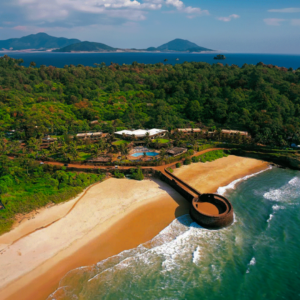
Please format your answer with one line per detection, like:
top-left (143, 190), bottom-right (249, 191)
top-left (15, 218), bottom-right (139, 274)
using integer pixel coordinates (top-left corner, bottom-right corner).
top-left (0, 0), bottom-right (300, 53)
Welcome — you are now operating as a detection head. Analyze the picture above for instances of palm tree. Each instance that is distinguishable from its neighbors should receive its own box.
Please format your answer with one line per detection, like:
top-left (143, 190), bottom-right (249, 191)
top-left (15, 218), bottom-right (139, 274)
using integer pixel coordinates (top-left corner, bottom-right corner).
top-left (60, 142), bottom-right (68, 157)
top-left (0, 138), bottom-right (7, 155)
top-left (160, 149), bottom-right (167, 159)
top-left (92, 144), bottom-right (101, 158)
top-left (50, 141), bottom-right (59, 154)
top-left (145, 132), bottom-right (150, 147)
top-left (27, 137), bottom-right (41, 153)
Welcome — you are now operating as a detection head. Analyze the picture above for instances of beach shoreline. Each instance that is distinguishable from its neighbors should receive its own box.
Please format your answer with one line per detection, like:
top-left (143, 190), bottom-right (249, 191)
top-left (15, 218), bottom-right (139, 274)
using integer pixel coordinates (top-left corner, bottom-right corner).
top-left (0, 156), bottom-right (269, 300)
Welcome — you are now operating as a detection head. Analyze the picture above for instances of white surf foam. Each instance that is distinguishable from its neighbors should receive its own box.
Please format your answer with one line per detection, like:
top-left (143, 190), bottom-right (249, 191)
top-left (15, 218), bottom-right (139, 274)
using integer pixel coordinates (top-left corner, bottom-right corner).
top-left (267, 204), bottom-right (285, 224)
top-left (267, 214), bottom-right (274, 223)
top-left (192, 246), bottom-right (202, 264)
top-left (49, 213), bottom-right (235, 299)
top-left (217, 166), bottom-right (272, 196)
top-left (249, 256), bottom-right (256, 266)
top-left (264, 176), bottom-right (300, 202)
top-left (288, 177), bottom-right (300, 186)
top-left (246, 256), bottom-right (256, 273)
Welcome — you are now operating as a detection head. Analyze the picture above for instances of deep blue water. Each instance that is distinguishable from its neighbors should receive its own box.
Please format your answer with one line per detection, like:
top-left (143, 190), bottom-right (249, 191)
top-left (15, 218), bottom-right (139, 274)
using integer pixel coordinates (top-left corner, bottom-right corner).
top-left (2, 52), bottom-right (300, 69)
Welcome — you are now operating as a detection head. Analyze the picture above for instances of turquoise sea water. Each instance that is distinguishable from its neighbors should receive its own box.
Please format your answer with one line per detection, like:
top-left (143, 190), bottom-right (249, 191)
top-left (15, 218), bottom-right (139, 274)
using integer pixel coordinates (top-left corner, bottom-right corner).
top-left (3, 52), bottom-right (300, 69)
top-left (47, 167), bottom-right (300, 300)
top-left (131, 152), bottom-right (159, 157)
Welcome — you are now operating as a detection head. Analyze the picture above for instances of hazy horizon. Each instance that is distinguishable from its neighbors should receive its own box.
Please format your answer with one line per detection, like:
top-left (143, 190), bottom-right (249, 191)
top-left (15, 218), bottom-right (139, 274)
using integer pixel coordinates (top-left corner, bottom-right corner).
top-left (1, 0), bottom-right (300, 54)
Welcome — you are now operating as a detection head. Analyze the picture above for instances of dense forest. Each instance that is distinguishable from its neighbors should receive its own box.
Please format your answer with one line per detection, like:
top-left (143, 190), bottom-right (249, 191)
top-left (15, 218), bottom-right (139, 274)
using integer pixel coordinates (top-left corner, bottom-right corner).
top-left (0, 55), bottom-right (300, 145)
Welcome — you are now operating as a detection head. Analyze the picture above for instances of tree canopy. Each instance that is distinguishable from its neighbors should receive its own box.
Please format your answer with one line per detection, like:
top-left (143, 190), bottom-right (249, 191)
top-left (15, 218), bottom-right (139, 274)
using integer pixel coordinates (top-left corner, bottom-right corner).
top-left (1, 55), bottom-right (300, 145)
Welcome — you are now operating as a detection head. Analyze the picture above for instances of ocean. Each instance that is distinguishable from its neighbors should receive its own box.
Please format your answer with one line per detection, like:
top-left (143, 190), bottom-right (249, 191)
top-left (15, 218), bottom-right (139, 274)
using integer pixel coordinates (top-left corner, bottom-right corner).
top-left (2, 52), bottom-right (300, 69)
top-left (47, 167), bottom-right (300, 300)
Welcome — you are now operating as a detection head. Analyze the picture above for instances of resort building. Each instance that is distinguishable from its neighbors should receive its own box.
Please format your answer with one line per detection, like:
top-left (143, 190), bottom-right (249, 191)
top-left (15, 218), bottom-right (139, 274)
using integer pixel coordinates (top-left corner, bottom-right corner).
top-left (173, 128), bottom-right (250, 138)
top-left (172, 128), bottom-right (202, 134)
top-left (76, 132), bottom-right (103, 141)
top-left (115, 129), bottom-right (167, 140)
top-left (167, 147), bottom-right (187, 157)
top-left (221, 129), bottom-right (249, 136)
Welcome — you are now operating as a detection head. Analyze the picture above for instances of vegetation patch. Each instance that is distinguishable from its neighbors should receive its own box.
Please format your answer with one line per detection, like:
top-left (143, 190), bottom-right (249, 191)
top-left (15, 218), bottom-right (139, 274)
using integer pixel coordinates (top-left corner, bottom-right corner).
top-left (197, 150), bottom-right (228, 163)
top-left (152, 139), bottom-right (169, 144)
top-left (0, 156), bottom-right (105, 235)
top-left (112, 140), bottom-right (129, 146)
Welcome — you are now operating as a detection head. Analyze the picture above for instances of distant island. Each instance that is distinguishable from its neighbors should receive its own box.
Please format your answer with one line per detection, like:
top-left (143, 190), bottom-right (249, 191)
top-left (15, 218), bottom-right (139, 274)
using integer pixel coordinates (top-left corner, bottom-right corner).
top-left (214, 54), bottom-right (226, 60)
top-left (0, 33), bottom-right (214, 53)
top-left (52, 41), bottom-right (117, 53)
top-left (0, 33), bottom-right (80, 51)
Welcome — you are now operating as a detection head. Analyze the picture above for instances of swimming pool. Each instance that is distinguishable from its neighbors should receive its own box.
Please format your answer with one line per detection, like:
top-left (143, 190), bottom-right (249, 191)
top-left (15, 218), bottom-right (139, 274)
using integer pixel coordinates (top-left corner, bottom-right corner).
top-left (131, 152), bottom-right (159, 157)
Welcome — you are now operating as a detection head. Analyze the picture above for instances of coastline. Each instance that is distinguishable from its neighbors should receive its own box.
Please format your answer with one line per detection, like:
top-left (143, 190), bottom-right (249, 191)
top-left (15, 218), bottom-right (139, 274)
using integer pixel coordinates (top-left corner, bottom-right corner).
top-left (0, 155), bottom-right (269, 300)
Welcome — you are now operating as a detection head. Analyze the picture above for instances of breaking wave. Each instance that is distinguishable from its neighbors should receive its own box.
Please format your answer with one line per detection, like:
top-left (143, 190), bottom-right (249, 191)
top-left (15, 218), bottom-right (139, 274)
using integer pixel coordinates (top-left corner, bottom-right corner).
top-left (217, 166), bottom-right (272, 196)
top-left (264, 176), bottom-right (300, 203)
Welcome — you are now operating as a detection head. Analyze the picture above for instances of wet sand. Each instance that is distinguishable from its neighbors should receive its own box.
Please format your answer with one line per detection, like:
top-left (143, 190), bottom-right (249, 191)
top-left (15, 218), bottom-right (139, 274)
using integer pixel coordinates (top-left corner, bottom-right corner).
top-left (0, 155), bottom-right (269, 300)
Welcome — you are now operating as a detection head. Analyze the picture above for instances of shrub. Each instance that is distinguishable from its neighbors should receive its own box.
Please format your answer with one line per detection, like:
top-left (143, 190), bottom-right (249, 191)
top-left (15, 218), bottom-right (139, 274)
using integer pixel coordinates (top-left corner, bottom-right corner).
top-left (176, 162), bottom-right (181, 168)
top-left (184, 158), bottom-right (191, 165)
top-left (198, 150), bottom-right (228, 163)
top-left (168, 168), bottom-right (174, 173)
top-left (131, 167), bottom-right (144, 181)
top-left (192, 156), bottom-right (200, 163)
top-left (114, 171), bottom-right (125, 178)
top-left (187, 149), bottom-right (194, 156)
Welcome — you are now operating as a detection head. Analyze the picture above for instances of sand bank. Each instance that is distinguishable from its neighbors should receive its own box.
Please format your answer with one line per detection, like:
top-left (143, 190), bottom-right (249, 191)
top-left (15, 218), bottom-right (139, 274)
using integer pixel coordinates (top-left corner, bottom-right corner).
top-left (0, 155), bottom-right (269, 300)
top-left (173, 155), bottom-right (269, 193)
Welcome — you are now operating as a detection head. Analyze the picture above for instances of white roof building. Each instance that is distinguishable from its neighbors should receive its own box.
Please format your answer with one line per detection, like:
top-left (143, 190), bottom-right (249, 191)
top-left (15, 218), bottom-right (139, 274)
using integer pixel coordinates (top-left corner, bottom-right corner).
top-left (115, 128), bottom-right (167, 138)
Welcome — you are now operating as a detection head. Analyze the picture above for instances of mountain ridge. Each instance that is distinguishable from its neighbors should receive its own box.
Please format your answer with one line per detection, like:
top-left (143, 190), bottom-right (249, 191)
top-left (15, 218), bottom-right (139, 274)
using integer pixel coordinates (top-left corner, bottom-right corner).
top-left (52, 41), bottom-right (117, 52)
top-left (148, 38), bottom-right (212, 52)
top-left (0, 33), bottom-right (81, 50)
top-left (0, 33), bottom-right (213, 53)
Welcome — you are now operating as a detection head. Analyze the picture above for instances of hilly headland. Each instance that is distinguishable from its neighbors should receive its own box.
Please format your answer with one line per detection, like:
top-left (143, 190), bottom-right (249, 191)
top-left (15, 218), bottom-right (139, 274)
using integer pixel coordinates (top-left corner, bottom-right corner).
top-left (0, 33), bottom-right (214, 53)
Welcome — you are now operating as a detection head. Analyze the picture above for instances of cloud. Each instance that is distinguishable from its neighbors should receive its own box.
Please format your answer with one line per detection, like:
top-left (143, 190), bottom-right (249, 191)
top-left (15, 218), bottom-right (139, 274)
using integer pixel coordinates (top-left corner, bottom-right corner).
top-left (165, 0), bottom-right (209, 16)
top-left (264, 18), bottom-right (285, 26)
top-left (291, 19), bottom-right (300, 26)
top-left (13, 0), bottom-right (208, 25)
top-left (16, 0), bottom-right (163, 23)
top-left (217, 14), bottom-right (240, 22)
top-left (13, 25), bottom-right (28, 31)
top-left (268, 7), bottom-right (300, 13)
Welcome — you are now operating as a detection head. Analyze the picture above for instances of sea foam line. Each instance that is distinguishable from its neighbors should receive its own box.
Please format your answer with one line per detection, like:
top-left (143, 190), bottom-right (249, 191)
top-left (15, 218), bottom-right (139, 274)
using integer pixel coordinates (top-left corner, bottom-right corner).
top-left (217, 166), bottom-right (272, 196)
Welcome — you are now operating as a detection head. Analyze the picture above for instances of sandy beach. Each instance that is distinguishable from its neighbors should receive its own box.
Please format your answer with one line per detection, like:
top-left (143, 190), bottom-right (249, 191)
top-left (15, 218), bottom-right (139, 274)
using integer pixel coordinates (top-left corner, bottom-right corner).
top-left (173, 155), bottom-right (269, 193)
top-left (0, 155), bottom-right (269, 300)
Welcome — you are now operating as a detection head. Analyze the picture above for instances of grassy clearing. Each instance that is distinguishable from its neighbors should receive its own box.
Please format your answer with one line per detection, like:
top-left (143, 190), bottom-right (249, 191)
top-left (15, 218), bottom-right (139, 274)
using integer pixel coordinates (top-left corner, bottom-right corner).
top-left (152, 139), bottom-right (169, 144)
top-left (113, 140), bottom-right (129, 146)
top-left (195, 150), bottom-right (228, 163)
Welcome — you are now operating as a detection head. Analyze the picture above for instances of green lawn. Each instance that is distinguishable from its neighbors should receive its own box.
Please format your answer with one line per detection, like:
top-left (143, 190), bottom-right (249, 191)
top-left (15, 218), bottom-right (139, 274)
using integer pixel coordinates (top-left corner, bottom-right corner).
top-left (113, 140), bottom-right (129, 146)
top-left (152, 139), bottom-right (169, 144)
top-left (77, 152), bottom-right (92, 161)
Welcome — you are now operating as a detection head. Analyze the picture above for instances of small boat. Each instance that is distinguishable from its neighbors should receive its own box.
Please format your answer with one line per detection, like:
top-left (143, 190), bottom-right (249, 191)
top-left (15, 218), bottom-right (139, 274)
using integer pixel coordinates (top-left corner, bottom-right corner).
top-left (176, 58), bottom-right (179, 61)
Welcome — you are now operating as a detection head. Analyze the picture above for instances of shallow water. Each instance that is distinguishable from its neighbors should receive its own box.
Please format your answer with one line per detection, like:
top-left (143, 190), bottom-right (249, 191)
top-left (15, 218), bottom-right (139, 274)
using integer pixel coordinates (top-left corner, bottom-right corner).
top-left (47, 167), bottom-right (300, 300)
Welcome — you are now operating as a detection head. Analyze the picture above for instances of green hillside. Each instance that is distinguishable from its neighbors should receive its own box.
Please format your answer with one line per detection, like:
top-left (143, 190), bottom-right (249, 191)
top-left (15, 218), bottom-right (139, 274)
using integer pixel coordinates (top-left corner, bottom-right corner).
top-left (0, 55), bottom-right (299, 146)
top-left (53, 41), bottom-right (116, 52)
top-left (0, 33), bottom-right (80, 50)
top-left (148, 38), bottom-right (212, 52)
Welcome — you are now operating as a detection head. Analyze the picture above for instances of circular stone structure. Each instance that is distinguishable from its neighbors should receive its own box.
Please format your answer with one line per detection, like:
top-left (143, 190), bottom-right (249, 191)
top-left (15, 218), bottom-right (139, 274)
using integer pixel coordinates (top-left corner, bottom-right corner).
top-left (190, 194), bottom-right (234, 229)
